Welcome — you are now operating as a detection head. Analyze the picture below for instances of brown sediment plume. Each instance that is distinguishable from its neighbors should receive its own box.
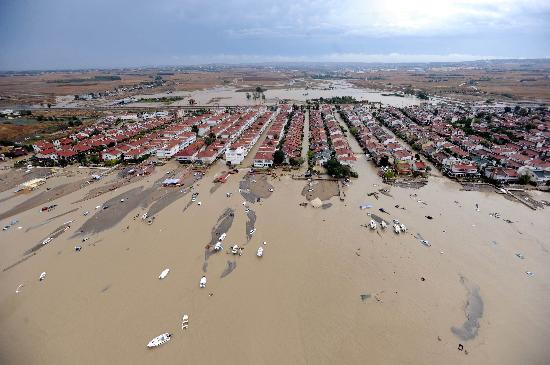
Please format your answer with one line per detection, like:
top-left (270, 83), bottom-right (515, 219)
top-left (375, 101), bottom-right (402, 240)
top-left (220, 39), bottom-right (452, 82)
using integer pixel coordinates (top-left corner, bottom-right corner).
top-left (301, 180), bottom-right (339, 201)
top-left (74, 186), bottom-right (151, 236)
top-left (25, 208), bottom-right (79, 232)
top-left (0, 179), bottom-right (88, 221)
top-left (245, 209), bottom-right (256, 242)
top-left (24, 221), bottom-right (73, 255)
top-left (240, 174), bottom-right (273, 203)
top-left (204, 208), bottom-right (235, 263)
top-left (451, 276), bottom-right (484, 341)
top-left (220, 260), bottom-right (237, 278)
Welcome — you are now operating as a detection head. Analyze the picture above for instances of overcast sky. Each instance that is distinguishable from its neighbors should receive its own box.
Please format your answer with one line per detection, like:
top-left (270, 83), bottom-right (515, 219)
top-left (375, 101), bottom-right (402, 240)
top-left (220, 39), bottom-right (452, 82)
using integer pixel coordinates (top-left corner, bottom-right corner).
top-left (0, 0), bottom-right (549, 70)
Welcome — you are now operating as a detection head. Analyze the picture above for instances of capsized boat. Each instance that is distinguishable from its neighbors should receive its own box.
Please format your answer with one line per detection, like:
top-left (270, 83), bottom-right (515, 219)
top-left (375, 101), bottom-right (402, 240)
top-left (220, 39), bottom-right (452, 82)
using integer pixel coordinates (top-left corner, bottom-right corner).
top-left (159, 268), bottom-right (170, 279)
top-left (257, 247), bottom-right (264, 257)
top-left (147, 333), bottom-right (171, 348)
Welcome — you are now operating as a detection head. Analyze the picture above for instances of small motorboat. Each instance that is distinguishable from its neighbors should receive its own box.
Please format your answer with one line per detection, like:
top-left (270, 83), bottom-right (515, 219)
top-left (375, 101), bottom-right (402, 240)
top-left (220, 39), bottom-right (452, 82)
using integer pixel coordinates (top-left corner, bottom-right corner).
top-left (219, 233), bottom-right (227, 241)
top-left (249, 228), bottom-right (256, 235)
top-left (399, 224), bottom-right (407, 232)
top-left (420, 240), bottom-right (431, 247)
top-left (147, 333), bottom-right (171, 348)
top-left (231, 245), bottom-right (240, 255)
top-left (393, 219), bottom-right (400, 224)
top-left (199, 276), bottom-right (207, 288)
top-left (214, 242), bottom-right (223, 251)
top-left (369, 220), bottom-right (377, 230)
top-left (197, 201), bottom-right (202, 206)
top-left (159, 268), bottom-right (170, 279)
top-left (380, 221), bottom-right (388, 229)
top-left (39, 272), bottom-right (47, 281)
top-left (42, 237), bottom-right (53, 245)
top-left (393, 224), bottom-right (401, 234)
top-left (257, 247), bottom-right (264, 257)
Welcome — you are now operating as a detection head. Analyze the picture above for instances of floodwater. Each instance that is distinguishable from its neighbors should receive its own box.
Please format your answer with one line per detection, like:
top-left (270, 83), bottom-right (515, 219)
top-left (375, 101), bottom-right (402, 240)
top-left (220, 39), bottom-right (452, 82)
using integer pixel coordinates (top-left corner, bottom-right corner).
top-left (0, 112), bottom-right (549, 365)
top-left (128, 80), bottom-right (421, 107)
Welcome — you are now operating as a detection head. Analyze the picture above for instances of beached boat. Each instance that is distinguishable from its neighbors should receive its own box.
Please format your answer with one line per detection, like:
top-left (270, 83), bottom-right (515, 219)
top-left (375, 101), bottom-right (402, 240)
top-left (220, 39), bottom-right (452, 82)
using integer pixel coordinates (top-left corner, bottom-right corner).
top-left (393, 224), bottom-right (401, 234)
top-left (257, 247), bottom-right (264, 257)
top-left (399, 224), bottom-right (407, 232)
top-left (369, 220), bottom-right (377, 229)
top-left (159, 268), bottom-right (170, 279)
top-left (147, 333), bottom-right (171, 348)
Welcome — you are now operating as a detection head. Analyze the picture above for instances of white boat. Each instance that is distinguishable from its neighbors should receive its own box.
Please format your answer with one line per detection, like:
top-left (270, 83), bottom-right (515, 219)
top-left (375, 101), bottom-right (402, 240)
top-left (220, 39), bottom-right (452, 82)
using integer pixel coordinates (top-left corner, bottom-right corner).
top-left (231, 245), bottom-right (240, 255)
top-left (219, 233), bottom-right (227, 241)
top-left (199, 276), bottom-right (207, 288)
top-left (159, 268), bottom-right (170, 279)
top-left (393, 219), bottom-right (400, 224)
top-left (369, 220), bottom-right (377, 230)
top-left (181, 315), bottom-right (189, 330)
top-left (393, 224), bottom-right (401, 234)
top-left (197, 201), bottom-right (202, 206)
top-left (39, 272), bottom-right (47, 281)
top-left (381, 221), bottom-right (388, 229)
top-left (214, 242), bottom-right (223, 251)
top-left (257, 247), bottom-right (264, 257)
top-left (41, 237), bottom-right (53, 245)
top-left (399, 224), bottom-right (407, 232)
top-left (249, 228), bottom-right (256, 235)
top-left (147, 333), bottom-right (171, 348)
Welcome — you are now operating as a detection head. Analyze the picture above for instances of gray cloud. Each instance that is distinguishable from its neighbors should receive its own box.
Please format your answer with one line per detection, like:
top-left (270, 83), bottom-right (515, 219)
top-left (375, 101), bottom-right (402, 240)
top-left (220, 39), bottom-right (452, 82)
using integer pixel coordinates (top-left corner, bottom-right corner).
top-left (0, 0), bottom-right (548, 69)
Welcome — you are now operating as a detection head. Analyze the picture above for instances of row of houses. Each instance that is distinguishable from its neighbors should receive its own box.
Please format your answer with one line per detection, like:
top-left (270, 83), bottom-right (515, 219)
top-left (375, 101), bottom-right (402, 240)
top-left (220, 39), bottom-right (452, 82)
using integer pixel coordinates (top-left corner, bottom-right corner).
top-left (280, 111), bottom-right (305, 162)
top-left (341, 105), bottom-right (427, 175)
top-left (321, 107), bottom-right (356, 166)
top-left (224, 110), bottom-right (275, 165)
top-left (252, 106), bottom-right (292, 168)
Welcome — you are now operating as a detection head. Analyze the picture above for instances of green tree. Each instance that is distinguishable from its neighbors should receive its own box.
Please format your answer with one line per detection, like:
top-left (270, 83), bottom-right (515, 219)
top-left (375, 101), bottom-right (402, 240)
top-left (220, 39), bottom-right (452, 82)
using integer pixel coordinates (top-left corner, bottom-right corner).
top-left (383, 169), bottom-right (395, 179)
top-left (518, 174), bottom-right (531, 185)
top-left (273, 150), bottom-right (285, 165)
